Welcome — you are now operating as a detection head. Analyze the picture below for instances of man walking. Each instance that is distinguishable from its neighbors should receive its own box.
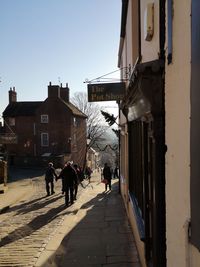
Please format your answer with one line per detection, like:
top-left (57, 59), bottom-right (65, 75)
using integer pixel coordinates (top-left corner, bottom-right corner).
top-left (103, 163), bottom-right (112, 191)
top-left (58, 162), bottom-right (78, 206)
top-left (45, 162), bottom-right (57, 196)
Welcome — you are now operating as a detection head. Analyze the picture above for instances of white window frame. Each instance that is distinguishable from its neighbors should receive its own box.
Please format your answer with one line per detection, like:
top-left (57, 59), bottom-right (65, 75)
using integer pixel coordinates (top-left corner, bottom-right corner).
top-left (73, 117), bottom-right (77, 127)
top-left (41, 114), bottom-right (49, 123)
top-left (41, 133), bottom-right (49, 147)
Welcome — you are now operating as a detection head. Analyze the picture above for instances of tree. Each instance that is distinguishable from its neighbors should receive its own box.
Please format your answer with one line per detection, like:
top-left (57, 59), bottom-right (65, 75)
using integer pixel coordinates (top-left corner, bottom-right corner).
top-left (101, 110), bottom-right (120, 138)
top-left (101, 110), bottom-right (118, 126)
top-left (100, 110), bottom-right (120, 168)
top-left (71, 92), bottom-right (106, 147)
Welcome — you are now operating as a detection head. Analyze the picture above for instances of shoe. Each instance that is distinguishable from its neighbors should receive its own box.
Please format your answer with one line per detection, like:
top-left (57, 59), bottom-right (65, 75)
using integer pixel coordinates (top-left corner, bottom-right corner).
top-left (46, 193), bottom-right (50, 197)
top-left (51, 191), bottom-right (55, 195)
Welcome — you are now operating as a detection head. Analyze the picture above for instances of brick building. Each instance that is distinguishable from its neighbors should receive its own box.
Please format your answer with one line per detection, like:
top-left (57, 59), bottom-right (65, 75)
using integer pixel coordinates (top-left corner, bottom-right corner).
top-left (2, 83), bottom-right (87, 168)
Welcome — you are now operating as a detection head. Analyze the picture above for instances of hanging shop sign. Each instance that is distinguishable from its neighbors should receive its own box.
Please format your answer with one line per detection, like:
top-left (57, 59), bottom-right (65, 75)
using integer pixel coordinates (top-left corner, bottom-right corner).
top-left (88, 82), bottom-right (125, 102)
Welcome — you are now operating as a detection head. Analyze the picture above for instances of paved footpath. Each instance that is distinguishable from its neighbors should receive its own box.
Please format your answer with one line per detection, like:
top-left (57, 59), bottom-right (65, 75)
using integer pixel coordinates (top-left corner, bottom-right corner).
top-left (0, 172), bottom-right (141, 267)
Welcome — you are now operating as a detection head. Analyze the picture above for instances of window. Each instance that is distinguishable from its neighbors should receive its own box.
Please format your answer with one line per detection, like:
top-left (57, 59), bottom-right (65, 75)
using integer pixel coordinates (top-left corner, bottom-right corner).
top-left (8, 117), bottom-right (15, 126)
top-left (73, 117), bottom-right (77, 127)
top-left (41, 114), bottom-right (49, 123)
top-left (41, 133), bottom-right (49, 147)
top-left (73, 133), bottom-right (77, 144)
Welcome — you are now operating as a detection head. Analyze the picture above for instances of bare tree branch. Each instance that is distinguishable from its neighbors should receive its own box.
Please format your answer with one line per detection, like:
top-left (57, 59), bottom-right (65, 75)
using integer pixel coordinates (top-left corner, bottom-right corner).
top-left (71, 92), bottom-right (106, 147)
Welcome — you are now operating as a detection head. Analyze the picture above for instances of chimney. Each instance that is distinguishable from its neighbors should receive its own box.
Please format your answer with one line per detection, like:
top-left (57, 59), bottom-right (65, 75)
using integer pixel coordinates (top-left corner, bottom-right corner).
top-left (48, 82), bottom-right (60, 98)
top-left (60, 83), bottom-right (69, 102)
top-left (9, 87), bottom-right (17, 103)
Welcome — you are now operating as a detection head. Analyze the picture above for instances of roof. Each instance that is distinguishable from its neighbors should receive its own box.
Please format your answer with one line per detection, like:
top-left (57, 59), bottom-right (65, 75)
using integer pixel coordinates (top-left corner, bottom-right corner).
top-left (61, 100), bottom-right (87, 118)
top-left (3, 102), bottom-right (42, 117)
top-left (2, 99), bottom-right (87, 119)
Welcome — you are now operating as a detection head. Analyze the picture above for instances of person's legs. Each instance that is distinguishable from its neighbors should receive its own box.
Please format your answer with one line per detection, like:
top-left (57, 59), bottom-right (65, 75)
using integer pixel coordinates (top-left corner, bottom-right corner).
top-left (61, 179), bottom-right (64, 194)
top-left (105, 182), bottom-right (108, 191)
top-left (65, 186), bottom-right (69, 205)
top-left (46, 180), bottom-right (50, 196)
top-left (108, 180), bottom-right (111, 190)
top-left (74, 184), bottom-right (78, 200)
top-left (50, 180), bottom-right (55, 194)
top-left (69, 186), bottom-right (74, 204)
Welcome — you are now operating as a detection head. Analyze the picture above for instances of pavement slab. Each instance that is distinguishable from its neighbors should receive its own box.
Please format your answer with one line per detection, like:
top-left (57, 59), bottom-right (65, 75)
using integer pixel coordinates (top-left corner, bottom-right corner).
top-left (35, 172), bottom-right (141, 267)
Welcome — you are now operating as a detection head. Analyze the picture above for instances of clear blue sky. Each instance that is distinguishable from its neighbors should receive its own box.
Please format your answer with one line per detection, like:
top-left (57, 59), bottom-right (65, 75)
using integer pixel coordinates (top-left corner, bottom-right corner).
top-left (0, 0), bottom-right (121, 118)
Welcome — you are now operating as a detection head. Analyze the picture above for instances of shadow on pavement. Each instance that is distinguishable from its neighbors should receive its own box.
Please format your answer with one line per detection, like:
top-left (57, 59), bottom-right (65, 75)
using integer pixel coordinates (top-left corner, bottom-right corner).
top-left (0, 195), bottom-right (77, 248)
top-left (40, 182), bottom-right (140, 267)
top-left (8, 166), bottom-right (45, 182)
top-left (7, 194), bottom-right (63, 215)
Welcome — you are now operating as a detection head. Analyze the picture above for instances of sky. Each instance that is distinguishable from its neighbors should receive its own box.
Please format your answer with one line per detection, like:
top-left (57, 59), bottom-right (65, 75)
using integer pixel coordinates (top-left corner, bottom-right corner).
top-left (0, 0), bottom-right (121, 120)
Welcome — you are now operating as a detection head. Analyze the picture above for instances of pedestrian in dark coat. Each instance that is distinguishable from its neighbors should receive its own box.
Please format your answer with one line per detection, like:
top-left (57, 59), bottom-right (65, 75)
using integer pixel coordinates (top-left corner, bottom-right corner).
top-left (73, 164), bottom-right (84, 200)
top-left (103, 163), bottom-right (112, 191)
top-left (114, 166), bottom-right (119, 178)
top-left (58, 162), bottom-right (78, 206)
top-left (45, 162), bottom-right (57, 196)
top-left (85, 166), bottom-right (92, 183)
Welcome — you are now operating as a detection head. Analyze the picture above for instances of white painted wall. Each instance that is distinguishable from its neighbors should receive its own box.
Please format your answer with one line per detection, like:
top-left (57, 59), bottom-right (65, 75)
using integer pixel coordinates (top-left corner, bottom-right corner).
top-left (140, 0), bottom-right (160, 62)
top-left (164, 1), bottom-right (200, 266)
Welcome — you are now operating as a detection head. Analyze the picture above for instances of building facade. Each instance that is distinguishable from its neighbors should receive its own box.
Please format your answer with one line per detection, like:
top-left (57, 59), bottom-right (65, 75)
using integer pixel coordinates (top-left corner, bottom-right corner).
top-left (2, 83), bottom-right (87, 168)
top-left (165, 0), bottom-right (200, 267)
top-left (118, 1), bottom-right (165, 266)
top-left (118, 0), bottom-right (200, 267)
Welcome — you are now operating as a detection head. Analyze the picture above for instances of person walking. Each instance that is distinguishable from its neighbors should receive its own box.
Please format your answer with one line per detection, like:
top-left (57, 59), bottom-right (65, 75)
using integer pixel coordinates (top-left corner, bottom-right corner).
top-left (103, 163), bottom-right (112, 191)
top-left (57, 161), bottom-right (78, 206)
top-left (85, 166), bottom-right (92, 183)
top-left (114, 166), bottom-right (119, 178)
top-left (45, 162), bottom-right (57, 196)
top-left (73, 164), bottom-right (84, 200)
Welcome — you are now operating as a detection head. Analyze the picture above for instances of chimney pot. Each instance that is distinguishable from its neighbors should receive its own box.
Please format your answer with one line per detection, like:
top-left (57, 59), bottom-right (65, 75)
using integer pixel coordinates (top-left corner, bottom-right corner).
top-left (48, 83), bottom-right (60, 98)
top-left (9, 87), bottom-right (17, 103)
top-left (60, 86), bottom-right (69, 102)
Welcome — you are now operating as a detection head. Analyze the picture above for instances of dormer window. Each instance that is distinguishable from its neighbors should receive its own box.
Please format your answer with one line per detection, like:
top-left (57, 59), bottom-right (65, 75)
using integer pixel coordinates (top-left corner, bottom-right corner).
top-left (41, 114), bottom-right (49, 123)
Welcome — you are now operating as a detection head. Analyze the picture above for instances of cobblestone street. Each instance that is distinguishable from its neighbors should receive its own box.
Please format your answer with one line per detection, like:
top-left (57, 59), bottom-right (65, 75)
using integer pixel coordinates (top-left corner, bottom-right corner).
top-left (0, 175), bottom-right (86, 267)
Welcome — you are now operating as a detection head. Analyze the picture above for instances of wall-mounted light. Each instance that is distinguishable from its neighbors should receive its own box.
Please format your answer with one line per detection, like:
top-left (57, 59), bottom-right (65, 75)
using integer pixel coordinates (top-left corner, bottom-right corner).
top-left (144, 3), bottom-right (154, 41)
